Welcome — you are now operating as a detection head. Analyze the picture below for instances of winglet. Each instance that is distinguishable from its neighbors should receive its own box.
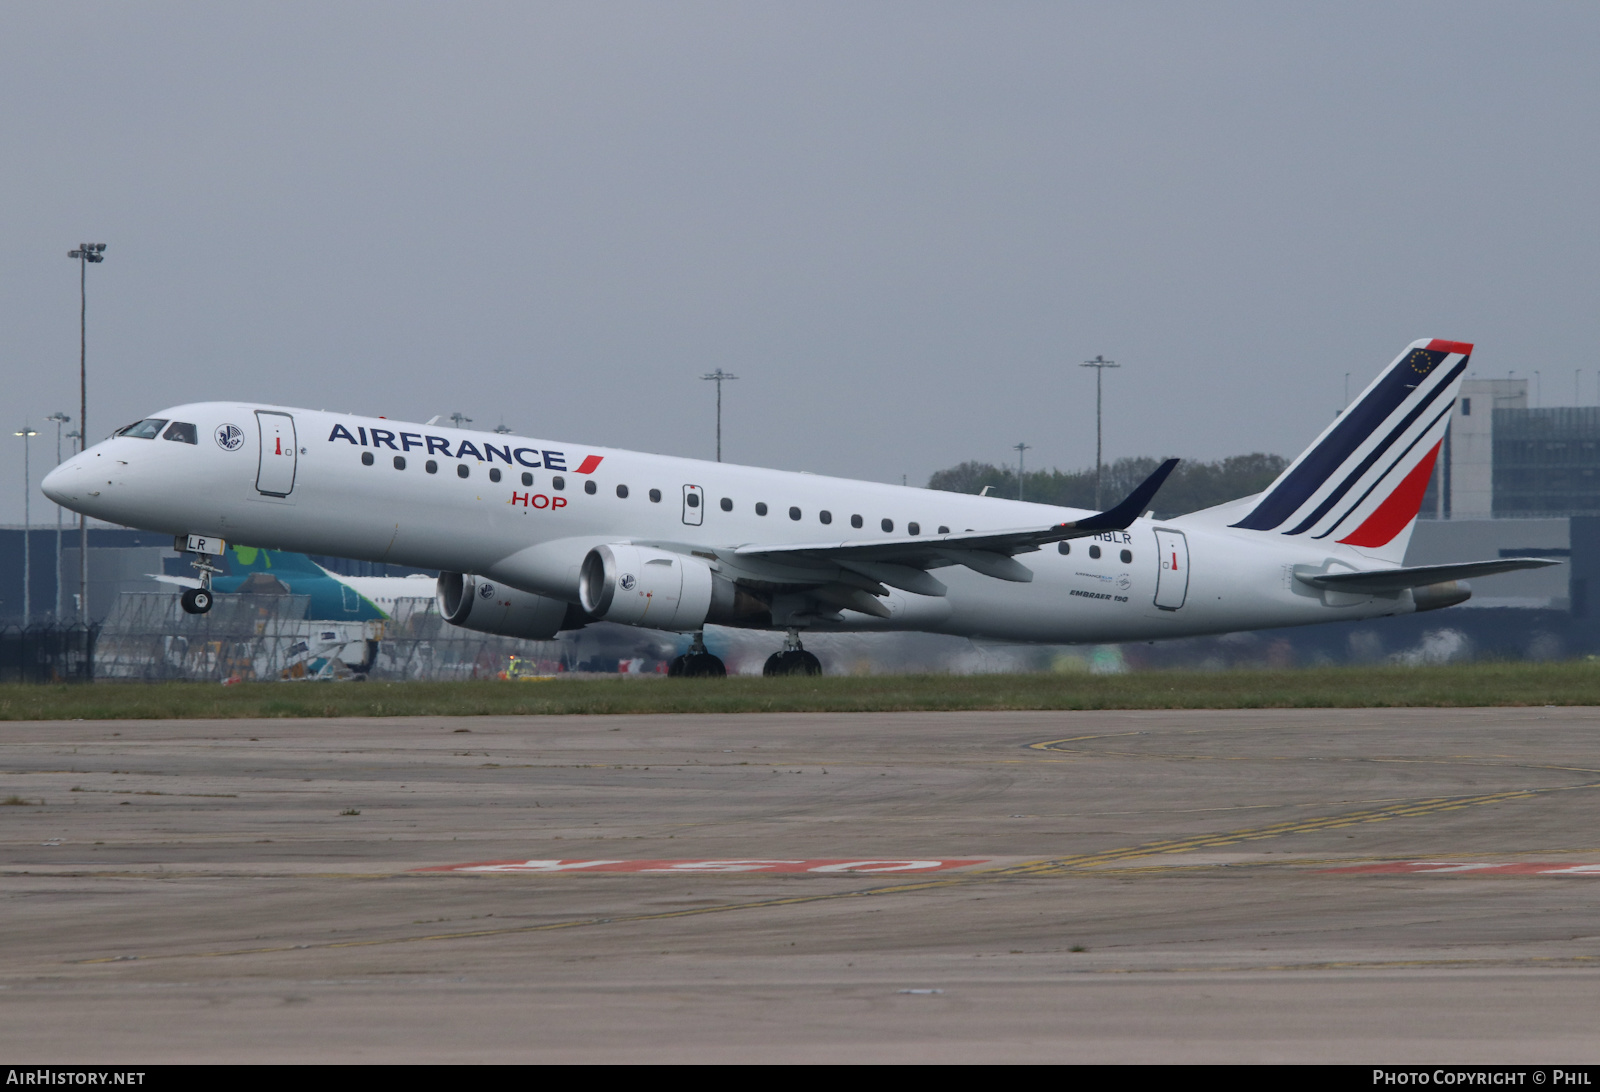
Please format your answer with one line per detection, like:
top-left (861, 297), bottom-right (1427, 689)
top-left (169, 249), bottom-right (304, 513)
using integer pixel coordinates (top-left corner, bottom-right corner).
top-left (1065, 458), bottom-right (1180, 533)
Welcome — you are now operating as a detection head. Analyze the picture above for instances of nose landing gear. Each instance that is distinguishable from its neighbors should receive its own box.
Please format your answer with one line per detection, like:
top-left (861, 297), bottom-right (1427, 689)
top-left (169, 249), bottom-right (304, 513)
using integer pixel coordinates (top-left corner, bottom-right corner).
top-left (763, 628), bottom-right (822, 676)
top-left (667, 631), bottom-right (727, 678)
top-left (179, 543), bottom-right (222, 615)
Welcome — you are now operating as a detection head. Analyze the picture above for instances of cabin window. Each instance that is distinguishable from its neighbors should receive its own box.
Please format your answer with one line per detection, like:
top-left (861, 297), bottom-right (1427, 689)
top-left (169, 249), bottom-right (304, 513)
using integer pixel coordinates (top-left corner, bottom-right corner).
top-left (552, 476), bottom-right (565, 490)
top-left (851, 514), bottom-right (863, 529)
top-left (687, 492), bottom-right (700, 508)
top-left (1088, 545), bottom-right (1101, 559)
top-left (425, 460), bottom-right (438, 474)
top-left (457, 464), bottom-right (469, 479)
top-left (788, 506), bottom-right (801, 520)
top-left (584, 480), bottom-right (597, 495)
top-left (650, 489), bottom-right (663, 503)
top-left (820, 510), bottom-right (832, 524)
top-left (521, 472), bottom-right (533, 486)
top-left (162, 422), bottom-right (198, 444)
top-left (1121, 549), bottom-right (1133, 563)
top-left (361, 452), bottom-right (374, 466)
top-left (881, 518), bottom-right (894, 533)
top-left (756, 502), bottom-right (768, 516)
top-left (1058, 541), bottom-right (1070, 555)
top-left (393, 456), bottom-right (407, 470)
top-left (720, 497), bottom-right (732, 511)
top-left (616, 484), bottom-right (629, 499)
top-left (938, 525), bottom-right (949, 534)
top-left (489, 468), bottom-right (502, 483)
top-left (908, 522), bottom-right (920, 536)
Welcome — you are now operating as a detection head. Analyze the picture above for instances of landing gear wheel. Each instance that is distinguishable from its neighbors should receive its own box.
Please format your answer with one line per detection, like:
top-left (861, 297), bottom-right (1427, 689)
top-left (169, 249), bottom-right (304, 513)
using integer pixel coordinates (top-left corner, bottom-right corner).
top-left (180, 587), bottom-right (213, 615)
top-left (762, 650), bottom-right (822, 677)
top-left (668, 652), bottom-right (726, 678)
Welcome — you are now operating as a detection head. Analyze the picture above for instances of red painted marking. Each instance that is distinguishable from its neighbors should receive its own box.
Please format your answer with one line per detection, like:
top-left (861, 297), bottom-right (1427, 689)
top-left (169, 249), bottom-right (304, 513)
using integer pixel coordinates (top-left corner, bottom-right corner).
top-left (1425, 339), bottom-right (1474, 356)
top-left (574, 455), bottom-right (603, 474)
top-left (1171, 551), bottom-right (1178, 571)
top-left (1337, 439), bottom-right (1442, 548)
top-left (275, 437), bottom-right (282, 455)
top-left (413, 858), bottom-right (987, 874)
top-left (1321, 861), bottom-right (1600, 876)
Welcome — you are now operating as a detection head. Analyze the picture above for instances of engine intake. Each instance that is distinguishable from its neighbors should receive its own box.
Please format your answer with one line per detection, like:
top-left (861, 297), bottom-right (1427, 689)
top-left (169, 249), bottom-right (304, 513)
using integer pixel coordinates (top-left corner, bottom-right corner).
top-left (579, 544), bottom-right (769, 631)
top-left (437, 572), bottom-right (571, 639)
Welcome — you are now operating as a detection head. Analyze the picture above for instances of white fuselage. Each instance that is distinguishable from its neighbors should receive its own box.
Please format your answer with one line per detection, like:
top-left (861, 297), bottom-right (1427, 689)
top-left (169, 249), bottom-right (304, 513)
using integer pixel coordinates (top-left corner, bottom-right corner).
top-left (43, 403), bottom-right (1421, 643)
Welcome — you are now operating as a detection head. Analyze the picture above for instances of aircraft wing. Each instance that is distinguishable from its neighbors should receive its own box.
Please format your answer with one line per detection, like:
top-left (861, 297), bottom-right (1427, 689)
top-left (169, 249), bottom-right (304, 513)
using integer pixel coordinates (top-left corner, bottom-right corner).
top-left (1294, 558), bottom-right (1562, 594)
top-left (732, 459), bottom-right (1180, 591)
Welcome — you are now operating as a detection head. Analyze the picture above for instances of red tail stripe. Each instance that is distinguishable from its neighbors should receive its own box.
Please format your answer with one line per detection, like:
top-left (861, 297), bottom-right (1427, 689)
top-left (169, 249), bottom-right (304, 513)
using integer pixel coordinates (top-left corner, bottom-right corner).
top-left (1425, 339), bottom-right (1473, 356)
top-left (1337, 440), bottom-right (1442, 549)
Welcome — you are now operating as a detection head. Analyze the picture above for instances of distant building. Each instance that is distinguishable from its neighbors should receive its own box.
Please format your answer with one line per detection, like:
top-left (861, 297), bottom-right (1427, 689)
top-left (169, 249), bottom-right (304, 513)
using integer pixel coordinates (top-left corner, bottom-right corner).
top-left (1422, 377), bottom-right (1600, 520)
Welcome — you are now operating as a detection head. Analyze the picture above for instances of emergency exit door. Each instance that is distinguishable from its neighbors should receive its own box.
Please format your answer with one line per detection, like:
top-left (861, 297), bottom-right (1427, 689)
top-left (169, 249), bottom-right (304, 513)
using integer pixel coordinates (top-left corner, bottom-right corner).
top-left (1153, 528), bottom-right (1189, 610)
top-left (682, 484), bottom-right (704, 526)
top-left (255, 411), bottom-right (298, 497)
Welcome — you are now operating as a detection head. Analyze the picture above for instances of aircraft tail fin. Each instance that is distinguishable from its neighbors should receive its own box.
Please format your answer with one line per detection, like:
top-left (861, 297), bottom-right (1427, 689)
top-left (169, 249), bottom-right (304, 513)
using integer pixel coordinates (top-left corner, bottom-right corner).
top-left (1229, 339), bottom-right (1472, 564)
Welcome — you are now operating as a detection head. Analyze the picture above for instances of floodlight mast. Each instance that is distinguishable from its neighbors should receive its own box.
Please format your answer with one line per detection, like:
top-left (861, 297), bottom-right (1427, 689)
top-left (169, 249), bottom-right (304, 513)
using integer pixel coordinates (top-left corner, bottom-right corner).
top-left (45, 413), bottom-right (69, 619)
top-left (1080, 355), bottom-right (1119, 509)
top-left (66, 243), bottom-right (104, 622)
top-left (700, 369), bottom-right (738, 462)
top-left (15, 425), bottom-right (38, 623)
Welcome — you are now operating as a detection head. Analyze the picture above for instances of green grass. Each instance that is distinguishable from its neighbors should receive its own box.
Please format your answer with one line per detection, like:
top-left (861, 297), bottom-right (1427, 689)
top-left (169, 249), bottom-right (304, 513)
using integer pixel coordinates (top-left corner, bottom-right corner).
top-left (0, 661), bottom-right (1598, 720)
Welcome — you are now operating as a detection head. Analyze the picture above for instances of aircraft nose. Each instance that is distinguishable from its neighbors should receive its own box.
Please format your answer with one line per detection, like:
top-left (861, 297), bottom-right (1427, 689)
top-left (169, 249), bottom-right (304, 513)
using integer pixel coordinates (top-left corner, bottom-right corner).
top-left (42, 457), bottom-right (93, 508)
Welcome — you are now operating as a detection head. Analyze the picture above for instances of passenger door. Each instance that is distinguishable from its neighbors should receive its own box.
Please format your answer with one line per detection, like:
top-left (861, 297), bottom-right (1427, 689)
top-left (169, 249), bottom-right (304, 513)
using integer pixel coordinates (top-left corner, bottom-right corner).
top-left (682, 484), bottom-right (704, 526)
top-left (1153, 528), bottom-right (1189, 610)
top-left (255, 411), bottom-right (298, 497)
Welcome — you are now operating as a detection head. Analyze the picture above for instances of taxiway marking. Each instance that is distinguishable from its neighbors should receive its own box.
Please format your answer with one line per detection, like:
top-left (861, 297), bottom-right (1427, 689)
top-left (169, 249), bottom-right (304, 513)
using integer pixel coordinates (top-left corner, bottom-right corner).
top-left (413, 858), bottom-right (986, 874)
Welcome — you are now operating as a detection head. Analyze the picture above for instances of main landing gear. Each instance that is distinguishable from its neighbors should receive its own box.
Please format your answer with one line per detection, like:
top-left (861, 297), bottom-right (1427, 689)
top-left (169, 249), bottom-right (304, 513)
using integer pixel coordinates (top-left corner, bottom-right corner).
top-left (763, 628), bottom-right (822, 677)
top-left (668, 631), bottom-right (726, 678)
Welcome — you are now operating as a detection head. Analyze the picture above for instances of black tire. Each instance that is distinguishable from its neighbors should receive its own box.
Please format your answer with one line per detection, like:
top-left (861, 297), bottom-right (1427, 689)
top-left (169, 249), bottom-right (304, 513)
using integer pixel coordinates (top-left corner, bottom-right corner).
top-left (763, 650), bottom-right (823, 677)
top-left (669, 652), bottom-right (725, 678)
top-left (180, 587), bottom-right (213, 615)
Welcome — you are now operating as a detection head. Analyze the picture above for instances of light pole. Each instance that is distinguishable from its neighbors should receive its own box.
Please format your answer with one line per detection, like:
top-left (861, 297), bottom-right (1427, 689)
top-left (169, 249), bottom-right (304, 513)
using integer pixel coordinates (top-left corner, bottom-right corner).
top-left (449, 412), bottom-right (472, 429)
top-left (1014, 442), bottom-right (1031, 502)
top-left (45, 413), bottom-right (69, 619)
top-left (1080, 355), bottom-right (1120, 509)
top-left (15, 425), bottom-right (38, 623)
top-left (700, 369), bottom-right (738, 462)
top-left (67, 243), bottom-right (104, 621)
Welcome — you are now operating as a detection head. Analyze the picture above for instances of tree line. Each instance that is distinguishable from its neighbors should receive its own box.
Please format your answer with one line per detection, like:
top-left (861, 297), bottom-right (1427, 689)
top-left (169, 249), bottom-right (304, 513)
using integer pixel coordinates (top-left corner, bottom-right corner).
top-left (926, 453), bottom-right (1289, 518)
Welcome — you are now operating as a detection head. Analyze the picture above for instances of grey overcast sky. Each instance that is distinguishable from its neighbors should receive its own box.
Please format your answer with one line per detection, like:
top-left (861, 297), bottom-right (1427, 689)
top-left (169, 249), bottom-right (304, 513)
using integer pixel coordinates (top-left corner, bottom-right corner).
top-left (4, 2), bottom-right (1599, 523)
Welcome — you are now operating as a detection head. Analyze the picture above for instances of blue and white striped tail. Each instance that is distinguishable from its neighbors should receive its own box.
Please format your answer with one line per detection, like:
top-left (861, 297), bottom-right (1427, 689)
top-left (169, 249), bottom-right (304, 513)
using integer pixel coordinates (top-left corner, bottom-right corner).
top-left (1231, 339), bottom-right (1472, 564)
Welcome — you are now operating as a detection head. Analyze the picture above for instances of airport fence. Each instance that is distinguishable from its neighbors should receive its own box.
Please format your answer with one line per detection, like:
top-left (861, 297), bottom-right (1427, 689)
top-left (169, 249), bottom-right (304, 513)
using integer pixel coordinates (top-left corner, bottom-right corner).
top-left (96, 592), bottom-right (567, 682)
top-left (0, 622), bottom-right (98, 683)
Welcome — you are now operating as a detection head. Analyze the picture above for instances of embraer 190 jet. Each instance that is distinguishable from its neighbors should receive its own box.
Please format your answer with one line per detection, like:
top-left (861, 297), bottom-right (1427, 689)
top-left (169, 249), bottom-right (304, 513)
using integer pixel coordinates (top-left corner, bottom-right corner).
top-left (43, 339), bottom-right (1555, 676)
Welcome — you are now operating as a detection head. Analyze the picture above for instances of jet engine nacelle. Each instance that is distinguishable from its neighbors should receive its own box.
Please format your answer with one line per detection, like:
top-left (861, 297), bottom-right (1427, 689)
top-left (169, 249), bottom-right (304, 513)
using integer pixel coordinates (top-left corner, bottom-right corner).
top-left (579, 544), bottom-right (722, 631)
top-left (437, 572), bottom-right (570, 639)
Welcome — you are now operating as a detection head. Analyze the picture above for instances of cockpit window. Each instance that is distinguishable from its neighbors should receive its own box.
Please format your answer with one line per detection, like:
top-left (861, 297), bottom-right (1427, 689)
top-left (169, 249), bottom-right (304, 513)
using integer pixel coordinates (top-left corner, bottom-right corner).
top-left (115, 418), bottom-right (168, 439)
top-left (162, 421), bottom-right (198, 445)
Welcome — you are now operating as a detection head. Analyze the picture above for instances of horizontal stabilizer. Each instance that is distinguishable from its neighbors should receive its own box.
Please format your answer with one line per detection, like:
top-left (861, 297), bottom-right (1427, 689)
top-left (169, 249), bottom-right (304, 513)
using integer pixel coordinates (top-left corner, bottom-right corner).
top-left (1294, 557), bottom-right (1560, 595)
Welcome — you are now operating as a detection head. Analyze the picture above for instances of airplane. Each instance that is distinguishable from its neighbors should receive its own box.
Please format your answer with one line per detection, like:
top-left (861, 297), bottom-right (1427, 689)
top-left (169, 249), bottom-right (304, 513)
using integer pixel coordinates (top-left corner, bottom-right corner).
top-left (150, 543), bottom-right (436, 622)
top-left (42, 339), bottom-right (1557, 677)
